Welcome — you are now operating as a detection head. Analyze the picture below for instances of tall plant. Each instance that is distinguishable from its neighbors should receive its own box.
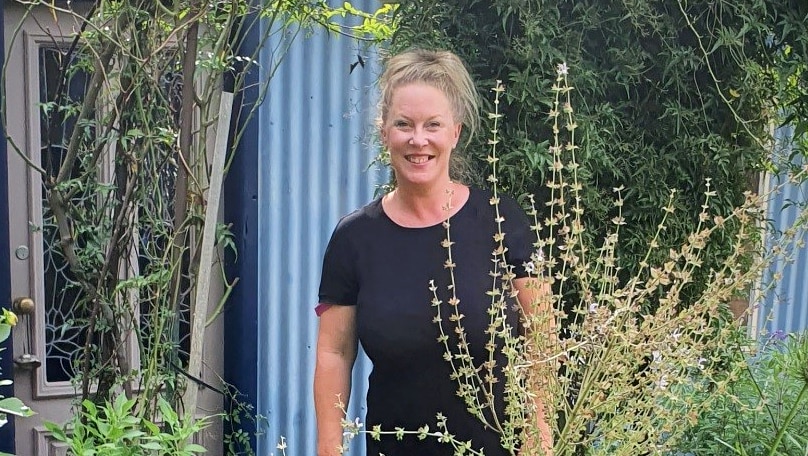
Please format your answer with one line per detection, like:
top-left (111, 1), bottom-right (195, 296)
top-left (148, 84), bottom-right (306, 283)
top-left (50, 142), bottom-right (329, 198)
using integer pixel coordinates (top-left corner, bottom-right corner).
top-left (342, 67), bottom-right (806, 456)
top-left (1, 0), bottom-right (394, 448)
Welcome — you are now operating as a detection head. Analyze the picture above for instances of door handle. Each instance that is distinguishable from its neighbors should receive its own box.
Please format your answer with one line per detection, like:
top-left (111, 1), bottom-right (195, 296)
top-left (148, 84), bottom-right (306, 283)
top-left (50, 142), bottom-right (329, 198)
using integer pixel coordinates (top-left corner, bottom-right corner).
top-left (10, 297), bottom-right (41, 370)
top-left (12, 297), bottom-right (35, 315)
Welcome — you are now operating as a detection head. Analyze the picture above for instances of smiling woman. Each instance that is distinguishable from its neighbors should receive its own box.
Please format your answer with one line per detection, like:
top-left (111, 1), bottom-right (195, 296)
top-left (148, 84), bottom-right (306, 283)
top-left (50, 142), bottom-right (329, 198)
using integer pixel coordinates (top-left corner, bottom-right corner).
top-left (381, 84), bottom-right (460, 194)
top-left (313, 49), bottom-right (552, 456)
top-left (379, 50), bottom-right (479, 189)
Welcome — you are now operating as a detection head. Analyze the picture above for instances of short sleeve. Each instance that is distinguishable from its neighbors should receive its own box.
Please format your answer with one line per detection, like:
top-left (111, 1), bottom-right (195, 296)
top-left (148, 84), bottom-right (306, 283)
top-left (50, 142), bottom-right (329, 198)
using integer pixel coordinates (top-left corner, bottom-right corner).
top-left (318, 219), bottom-right (359, 306)
top-left (499, 194), bottom-right (537, 278)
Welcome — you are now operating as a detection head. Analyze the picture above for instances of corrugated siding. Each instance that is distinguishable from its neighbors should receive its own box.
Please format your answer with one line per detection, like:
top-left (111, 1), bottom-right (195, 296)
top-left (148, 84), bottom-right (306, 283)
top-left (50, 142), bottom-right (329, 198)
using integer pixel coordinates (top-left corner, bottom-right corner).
top-left (755, 124), bottom-right (808, 336)
top-left (256, 7), bottom-right (385, 456)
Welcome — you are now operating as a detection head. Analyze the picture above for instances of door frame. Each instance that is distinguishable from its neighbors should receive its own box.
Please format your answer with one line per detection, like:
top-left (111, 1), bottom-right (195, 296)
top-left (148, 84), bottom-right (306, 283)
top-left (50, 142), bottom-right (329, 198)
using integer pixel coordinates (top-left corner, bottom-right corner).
top-left (0, 3), bottom-right (18, 454)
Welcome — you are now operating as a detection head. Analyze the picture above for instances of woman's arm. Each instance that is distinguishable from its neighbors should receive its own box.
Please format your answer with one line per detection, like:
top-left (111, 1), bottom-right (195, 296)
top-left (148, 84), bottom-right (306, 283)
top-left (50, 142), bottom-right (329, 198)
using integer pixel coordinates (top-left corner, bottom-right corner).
top-left (514, 277), bottom-right (554, 456)
top-left (314, 305), bottom-right (359, 456)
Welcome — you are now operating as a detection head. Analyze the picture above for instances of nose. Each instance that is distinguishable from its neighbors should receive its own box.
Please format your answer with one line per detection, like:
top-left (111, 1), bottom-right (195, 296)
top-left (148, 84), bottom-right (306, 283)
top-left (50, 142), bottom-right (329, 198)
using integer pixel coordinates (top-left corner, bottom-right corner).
top-left (409, 129), bottom-right (428, 147)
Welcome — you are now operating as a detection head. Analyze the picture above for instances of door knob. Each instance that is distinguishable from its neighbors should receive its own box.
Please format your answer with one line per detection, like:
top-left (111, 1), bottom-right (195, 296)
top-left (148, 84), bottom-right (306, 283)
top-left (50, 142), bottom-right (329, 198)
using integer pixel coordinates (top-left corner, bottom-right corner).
top-left (12, 297), bottom-right (35, 315)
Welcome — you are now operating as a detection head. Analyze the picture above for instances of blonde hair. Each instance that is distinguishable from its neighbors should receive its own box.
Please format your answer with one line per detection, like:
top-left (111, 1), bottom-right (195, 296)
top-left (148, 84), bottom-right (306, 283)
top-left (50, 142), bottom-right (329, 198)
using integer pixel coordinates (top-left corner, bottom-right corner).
top-left (377, 49), bottom-right (480, 182)
top-left (378, 49), bottom-right (480, 143)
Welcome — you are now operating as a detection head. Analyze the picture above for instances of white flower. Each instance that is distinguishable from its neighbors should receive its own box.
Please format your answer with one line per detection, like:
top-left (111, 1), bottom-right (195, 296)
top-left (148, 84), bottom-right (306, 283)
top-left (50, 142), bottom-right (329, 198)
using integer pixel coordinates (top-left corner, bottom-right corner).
top-left (588, 302), bottom-right (599, 313)
top-left (343, 417), bottom-right (363, 437)
top-left (557, 62), bottom-right (569, 76)
top-left (534, 249), bottom-right (545, 262)
top-left (655, 375), bottom-right (669, 390)
top-left (523, 261), bottom-right (536, 275)
top-left (652, 350), bottom-right (662, 363)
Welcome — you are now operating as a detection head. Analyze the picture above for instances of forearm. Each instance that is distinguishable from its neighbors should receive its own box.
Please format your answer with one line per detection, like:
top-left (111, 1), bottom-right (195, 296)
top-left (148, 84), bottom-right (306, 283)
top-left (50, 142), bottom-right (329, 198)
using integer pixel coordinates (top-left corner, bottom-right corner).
top-left (533, 396), bottom-right (554, 455)
top-left (314, 352), bottom-right (354, 456)
top-left (514, 277), bottom-right (555, 455)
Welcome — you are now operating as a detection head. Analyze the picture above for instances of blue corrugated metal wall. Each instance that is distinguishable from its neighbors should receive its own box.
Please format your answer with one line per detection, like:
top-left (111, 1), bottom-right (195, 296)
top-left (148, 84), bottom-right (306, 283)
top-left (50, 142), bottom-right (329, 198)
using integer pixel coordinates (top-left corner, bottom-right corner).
top-left (755, 124), bottom-right (808, 336)
top-left (256, 9), bottom-right (385, 455)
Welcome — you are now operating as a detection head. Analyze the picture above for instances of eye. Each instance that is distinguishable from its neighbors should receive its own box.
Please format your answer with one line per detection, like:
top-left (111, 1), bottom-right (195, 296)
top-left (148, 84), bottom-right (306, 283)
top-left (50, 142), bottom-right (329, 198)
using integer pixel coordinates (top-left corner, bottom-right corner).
top-left (393, 119), bottom-right (411, 129)
top-left (426, 121), bottom-right (442, 130)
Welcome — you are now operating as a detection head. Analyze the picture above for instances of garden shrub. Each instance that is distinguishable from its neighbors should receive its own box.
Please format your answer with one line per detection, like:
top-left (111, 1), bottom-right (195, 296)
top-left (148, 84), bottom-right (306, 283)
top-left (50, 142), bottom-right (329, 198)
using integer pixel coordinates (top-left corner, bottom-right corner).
top-left (388, 0), bottom-right (807, 308)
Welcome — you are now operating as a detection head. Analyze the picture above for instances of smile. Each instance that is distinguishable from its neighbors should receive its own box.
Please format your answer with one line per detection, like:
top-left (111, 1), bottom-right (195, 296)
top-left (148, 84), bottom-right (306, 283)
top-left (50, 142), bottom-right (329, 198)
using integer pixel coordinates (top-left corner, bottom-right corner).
top-left (405, 155), bottom-right (433, 164)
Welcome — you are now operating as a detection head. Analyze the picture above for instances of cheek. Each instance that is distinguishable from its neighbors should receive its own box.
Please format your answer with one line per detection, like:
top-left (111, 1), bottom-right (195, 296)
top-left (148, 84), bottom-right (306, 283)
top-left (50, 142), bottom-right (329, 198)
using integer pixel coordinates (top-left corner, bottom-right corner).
top-left (386, 131), bottom-right (408, 148)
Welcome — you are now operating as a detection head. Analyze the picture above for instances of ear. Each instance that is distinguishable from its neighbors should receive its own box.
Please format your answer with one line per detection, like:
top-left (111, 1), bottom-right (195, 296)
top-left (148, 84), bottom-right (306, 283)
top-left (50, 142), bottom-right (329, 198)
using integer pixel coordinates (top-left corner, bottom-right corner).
top-left (453, 123), bottom-right (462, 146)
top-left (379, 126), bottom-right (387, 146)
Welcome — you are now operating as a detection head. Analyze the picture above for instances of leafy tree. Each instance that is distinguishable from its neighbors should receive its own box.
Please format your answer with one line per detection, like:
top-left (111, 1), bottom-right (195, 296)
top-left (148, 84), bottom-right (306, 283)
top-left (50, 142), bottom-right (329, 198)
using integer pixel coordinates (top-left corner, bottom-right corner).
top-left (2, 0), bottom-right (394, 450)
top-left (389, 0), bottom-right (807, 307)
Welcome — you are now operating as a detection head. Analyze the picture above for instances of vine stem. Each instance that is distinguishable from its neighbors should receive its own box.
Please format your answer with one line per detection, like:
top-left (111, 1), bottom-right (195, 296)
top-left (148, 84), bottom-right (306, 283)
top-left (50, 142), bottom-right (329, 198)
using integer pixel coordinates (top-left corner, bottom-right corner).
top-left (674, 0), bottom-right (765, 150)
top-left (766, 379), bottom-right (808, 455)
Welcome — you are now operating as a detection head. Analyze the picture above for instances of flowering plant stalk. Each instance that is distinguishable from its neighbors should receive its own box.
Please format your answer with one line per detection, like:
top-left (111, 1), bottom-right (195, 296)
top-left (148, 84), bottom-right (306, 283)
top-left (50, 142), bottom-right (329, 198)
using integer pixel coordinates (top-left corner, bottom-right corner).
top-left (496, 65), bottom-right (808, 455)
top-left (500, 64), bottom-right (787, 455)
top-left (342, 64), bottom-right (808, 455)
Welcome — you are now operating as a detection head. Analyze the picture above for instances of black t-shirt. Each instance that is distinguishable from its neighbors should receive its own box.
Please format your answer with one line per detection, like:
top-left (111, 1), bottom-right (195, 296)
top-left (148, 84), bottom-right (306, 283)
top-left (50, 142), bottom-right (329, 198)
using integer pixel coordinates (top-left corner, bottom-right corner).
top-left (319, 187), bottom-right (535, 455)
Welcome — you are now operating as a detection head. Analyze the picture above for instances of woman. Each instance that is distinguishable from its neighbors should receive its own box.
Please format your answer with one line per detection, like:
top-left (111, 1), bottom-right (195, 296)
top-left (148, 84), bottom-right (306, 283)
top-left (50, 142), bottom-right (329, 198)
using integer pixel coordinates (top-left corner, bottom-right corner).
top-left (314, 49), bottom-right (552, 456)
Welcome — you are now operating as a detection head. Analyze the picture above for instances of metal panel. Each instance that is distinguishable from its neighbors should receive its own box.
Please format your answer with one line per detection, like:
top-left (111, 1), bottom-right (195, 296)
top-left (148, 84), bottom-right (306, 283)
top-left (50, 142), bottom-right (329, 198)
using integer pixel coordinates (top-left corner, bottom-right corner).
top-left (256, 9), bottom-right (385, 455)
top-left (755, 124), bottom-right (808, 336)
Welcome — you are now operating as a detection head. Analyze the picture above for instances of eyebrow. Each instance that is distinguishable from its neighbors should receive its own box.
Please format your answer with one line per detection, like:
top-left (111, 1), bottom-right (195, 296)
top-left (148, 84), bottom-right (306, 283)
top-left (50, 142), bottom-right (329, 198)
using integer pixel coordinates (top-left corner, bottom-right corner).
top-left (391, 113), bottom-right (446, 121)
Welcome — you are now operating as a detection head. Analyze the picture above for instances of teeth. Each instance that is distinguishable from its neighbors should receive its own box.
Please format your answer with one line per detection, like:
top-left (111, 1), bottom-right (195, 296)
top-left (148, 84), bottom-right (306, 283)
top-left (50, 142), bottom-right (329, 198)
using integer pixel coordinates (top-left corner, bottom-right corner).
top-left (407, 156), bottom-right (430, 164)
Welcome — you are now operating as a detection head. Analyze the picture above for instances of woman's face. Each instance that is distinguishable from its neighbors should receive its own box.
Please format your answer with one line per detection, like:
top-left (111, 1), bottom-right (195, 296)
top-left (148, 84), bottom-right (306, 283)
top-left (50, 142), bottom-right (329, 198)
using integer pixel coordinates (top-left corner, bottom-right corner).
top-left (381, 83), bottom-right (462, 189)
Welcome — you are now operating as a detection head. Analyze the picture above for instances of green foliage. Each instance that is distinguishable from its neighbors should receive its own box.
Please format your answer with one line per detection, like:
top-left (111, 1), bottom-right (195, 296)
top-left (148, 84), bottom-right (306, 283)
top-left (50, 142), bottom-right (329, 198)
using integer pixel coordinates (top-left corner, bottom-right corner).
top-left (389, 0), bottom-right (806, 307)
top-left (672, 332), bottom-right (808, 456)
top-left (768, 1), bottom-right (808, 160)
top-left (272, 0), bottom-right (398, 43)
top-left (45, 396), bottom-right (208, 456)
top-left (221, 384), bottom-right (266, 456)
top-left (2, 0), bottom-right (395, 453)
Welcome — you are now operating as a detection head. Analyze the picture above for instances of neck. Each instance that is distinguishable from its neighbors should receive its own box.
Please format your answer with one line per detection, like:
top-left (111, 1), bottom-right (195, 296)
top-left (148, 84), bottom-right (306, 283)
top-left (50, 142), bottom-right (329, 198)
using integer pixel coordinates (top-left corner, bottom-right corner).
top-left (388, 180), bottom-right (461, 223)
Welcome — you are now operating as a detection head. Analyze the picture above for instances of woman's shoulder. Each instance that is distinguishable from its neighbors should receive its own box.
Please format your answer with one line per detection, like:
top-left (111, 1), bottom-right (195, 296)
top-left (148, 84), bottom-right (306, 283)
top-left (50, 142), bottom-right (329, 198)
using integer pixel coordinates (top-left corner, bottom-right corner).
top-left (332, 196), bottom-right (385, 235)
top-left (466, 186), bottom-right (525, 215)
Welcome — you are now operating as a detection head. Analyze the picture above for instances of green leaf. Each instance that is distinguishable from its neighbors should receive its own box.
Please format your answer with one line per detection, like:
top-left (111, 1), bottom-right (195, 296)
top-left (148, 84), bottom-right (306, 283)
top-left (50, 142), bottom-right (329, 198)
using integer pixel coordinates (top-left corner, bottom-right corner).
top-left (120, 429), bottom-right (145, 440)
top-left (143, 419), bottom-right (160, 434)
top-left (0, 324), bottom-right (10, 343)
top-left (794, 121), bottom-right (807, 140)
top-left (0, 397), bottom-right (34, 417)
top-left (183, 443), bottom-right (207, 453)
top-left (44, 421), bottom-right (69, 442)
